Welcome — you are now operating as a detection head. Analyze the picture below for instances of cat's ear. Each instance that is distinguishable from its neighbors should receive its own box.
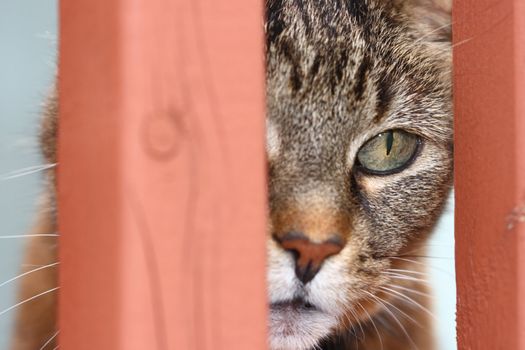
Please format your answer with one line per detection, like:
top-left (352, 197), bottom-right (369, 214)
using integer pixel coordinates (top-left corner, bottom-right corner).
top-left (404, 0), bottom-right (452, 43)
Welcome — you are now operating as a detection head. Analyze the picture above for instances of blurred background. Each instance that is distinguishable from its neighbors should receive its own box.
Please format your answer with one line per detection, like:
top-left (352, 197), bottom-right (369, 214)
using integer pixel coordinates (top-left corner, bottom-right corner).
top-left (0, 1), bottom-right (57, 348)
top-left (0, 1), bottom-right (456, 348)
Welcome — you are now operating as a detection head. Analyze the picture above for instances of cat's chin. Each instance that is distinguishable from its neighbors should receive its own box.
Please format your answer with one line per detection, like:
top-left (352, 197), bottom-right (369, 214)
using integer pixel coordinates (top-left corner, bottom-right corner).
top-left (268, 299), bottom-right (337, 350)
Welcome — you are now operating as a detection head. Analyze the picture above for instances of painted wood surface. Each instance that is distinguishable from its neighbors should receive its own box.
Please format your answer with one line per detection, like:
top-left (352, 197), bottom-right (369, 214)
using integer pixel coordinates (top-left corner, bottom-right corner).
top-left (518, 0), bottom-right (525, 348)
top-left (454, 0), bottom-right (525, 348)
top-left (58, 1), bottom-right (267, 349)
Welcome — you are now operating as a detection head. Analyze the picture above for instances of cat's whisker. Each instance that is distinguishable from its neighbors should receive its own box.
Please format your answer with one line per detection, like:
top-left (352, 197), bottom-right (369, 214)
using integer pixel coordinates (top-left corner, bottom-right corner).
top-left (316, 341), bottom-right (326, 350)
top-left (0, 233), bottom-right (59, 239)
top-left (413, 21), bottom-right (453, 45)
top-left (387, 254), bottom-right (454, 260)
top-left (452, 36), bottom-right (474, 49)
top-left (387, 284), bottom-right (433, 299)
top-left (362, 291), bottom-right (419, 350)
top-left (442, 8), bottom-right (512, 54)
top-left (386, 268), bottom-right (430, 277)
top-left (432, 35), bottom-right (474, 54)
top-left (0, 163), bottom-right (57, 181)
top-left (375, 252), bottom-right (454, 260)
top-left (399, 245), bottom-right (449, 257)
top-left (379, 286), bottom-right (436, 321)
top-left (341, 311), bottom-right (360, 349)
top-left (389, 256), bottom-right (420, 265)
top-left (0, 287), bottom-right (59, 317)
top-left (369, 292), bottom-right (422, 328)
top-left (374, 313), bottom-right (397, 338)
top-left (21, 263), bottom-right (59, 268)
top-left (382, 272), bottom-right (431, 285)
top-left (389, 256), bottom-right (454, 277)
top-left (355, 300), bottom-right (384, 350)
top-left (348, 306), bottom-right (366, 343)
top-left (407, 242), bottom-right (453, 247)
top-left (39, 330), bottom-right (59, 350)
top-left (0, 262), bottom-right (59, 288)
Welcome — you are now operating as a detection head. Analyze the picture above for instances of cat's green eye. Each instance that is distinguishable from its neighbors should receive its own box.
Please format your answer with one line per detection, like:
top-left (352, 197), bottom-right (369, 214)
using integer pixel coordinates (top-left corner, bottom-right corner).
top-left (356, 130), bottom-right (420, 174)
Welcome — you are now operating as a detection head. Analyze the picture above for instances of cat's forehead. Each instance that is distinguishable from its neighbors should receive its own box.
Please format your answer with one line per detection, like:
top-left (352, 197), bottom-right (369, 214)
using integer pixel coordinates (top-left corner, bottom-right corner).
top-left (265, 0), bottom-right (452, 167)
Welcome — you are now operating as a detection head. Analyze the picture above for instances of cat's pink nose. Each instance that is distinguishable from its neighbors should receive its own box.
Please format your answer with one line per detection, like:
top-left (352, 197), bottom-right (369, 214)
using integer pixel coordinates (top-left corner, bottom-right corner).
top-left (275, 232), bottom-right (344, 284)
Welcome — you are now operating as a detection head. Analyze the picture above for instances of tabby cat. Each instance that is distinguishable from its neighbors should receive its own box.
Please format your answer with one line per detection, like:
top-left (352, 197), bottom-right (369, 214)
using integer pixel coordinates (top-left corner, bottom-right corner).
top-left (12, 0), bottom-right (452, 349)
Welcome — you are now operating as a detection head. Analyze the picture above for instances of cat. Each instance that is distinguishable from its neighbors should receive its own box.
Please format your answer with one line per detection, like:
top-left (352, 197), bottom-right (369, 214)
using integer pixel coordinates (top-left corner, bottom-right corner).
top-left (11, 0), bottom-right (452, 349)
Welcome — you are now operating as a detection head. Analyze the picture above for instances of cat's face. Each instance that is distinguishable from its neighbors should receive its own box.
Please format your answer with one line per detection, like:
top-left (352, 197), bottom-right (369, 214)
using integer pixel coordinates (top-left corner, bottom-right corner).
top-left (265, 1), bottom-right (452, 349)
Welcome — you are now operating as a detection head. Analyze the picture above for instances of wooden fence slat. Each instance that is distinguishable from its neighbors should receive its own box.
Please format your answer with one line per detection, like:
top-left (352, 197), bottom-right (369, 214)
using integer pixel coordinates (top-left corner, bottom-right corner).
top-left (58, 1), bottom-right (267, 349)
top-left (454, 0), bottom-right (525, 348)
top-left (518, 0), bottom-right (525, 347)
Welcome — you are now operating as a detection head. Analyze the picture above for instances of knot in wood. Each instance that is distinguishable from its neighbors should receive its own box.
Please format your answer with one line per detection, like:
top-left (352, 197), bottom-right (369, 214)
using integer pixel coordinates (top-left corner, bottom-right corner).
top-left (143, 110), bottom-right (184, 160)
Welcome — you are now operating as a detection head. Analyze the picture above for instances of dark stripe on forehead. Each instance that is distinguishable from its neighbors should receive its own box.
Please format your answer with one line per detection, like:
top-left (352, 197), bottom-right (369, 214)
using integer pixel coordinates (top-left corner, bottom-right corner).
top-left (309, 54), bottom-right (322, 78)
top-left (279, 39), bottom-right (304, 93)
top-left (266, 0), bottom-right (285, 46)
top-left (334, 49), bottom-right (348, 83)
top-left (353, 54), bottom-right (371, 100)
top-left (293, 0), bottom-right (311, 30)
top-left (343, 0), bottom-right (369, 26)
top-left (374, 74), bottom-right (394, 123)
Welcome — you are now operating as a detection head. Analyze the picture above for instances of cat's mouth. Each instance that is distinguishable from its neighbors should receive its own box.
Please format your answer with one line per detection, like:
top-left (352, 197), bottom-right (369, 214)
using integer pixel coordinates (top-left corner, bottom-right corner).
top-left (268, 297), bottom-right (337, 350)
top-left (270, 297), bottom-right (318, 312)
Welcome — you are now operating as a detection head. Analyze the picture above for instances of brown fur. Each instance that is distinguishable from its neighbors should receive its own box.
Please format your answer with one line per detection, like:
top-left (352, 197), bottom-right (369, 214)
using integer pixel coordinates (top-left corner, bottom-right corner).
top-left (13, 1), bottom-right (452, 349)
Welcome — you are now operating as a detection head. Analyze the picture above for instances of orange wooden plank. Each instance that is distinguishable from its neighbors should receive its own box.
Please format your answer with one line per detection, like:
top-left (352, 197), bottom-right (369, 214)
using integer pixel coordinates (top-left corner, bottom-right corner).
top-left (518, 0), bottom-right (525, 346)
top-left (454, 0), bottom-right (524, 348)
top-left (58, 1), bottom-right (267, 349)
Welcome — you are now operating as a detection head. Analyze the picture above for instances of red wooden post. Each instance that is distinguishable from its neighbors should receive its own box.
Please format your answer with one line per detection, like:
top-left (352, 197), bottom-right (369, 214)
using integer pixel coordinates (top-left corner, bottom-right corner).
top-left (518, 1), bottom-right (525, 347)
top-left (454, 0), bottom-right (525, 348)
top-left (58, 1), bottom-right (267, 349)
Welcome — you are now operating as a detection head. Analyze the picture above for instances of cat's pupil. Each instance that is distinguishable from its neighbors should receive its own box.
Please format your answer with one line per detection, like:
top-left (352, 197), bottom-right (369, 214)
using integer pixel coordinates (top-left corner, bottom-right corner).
top-left (386, 130), bottom-right (394, 156)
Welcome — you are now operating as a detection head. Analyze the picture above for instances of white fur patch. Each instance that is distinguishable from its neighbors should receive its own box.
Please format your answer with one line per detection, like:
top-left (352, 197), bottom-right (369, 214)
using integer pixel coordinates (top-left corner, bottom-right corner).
top-left (266, 119), bottom-right (281, 160)
top-left (269, 307), bottom-right (337, 350)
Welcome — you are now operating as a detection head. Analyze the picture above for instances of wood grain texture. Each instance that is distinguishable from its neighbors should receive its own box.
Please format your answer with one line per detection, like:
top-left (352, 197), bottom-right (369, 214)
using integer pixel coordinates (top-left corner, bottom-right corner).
top-left (59, 1), bottom-right (267, 349)
top-left (454, 0), bottom-right (524, 348)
